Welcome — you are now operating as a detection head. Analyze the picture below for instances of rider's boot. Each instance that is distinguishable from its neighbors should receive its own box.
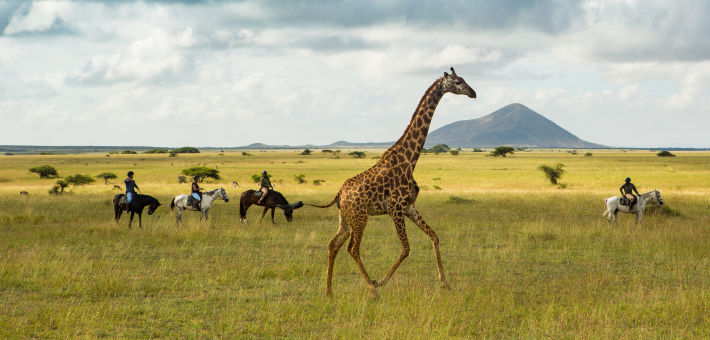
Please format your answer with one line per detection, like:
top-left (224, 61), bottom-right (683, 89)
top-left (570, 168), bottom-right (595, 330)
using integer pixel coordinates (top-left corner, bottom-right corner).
top-left (194, 202), bottom-right (201, 211)
top-left (629, 199), bottom-right (635, 213)
top-left (258, 191), bottom-right (267, 204)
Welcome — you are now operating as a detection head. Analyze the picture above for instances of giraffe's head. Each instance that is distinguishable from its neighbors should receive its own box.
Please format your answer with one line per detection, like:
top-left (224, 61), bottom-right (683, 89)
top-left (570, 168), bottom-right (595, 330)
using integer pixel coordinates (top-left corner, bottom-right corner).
top-left (440, 67), bottom-right (476, 98)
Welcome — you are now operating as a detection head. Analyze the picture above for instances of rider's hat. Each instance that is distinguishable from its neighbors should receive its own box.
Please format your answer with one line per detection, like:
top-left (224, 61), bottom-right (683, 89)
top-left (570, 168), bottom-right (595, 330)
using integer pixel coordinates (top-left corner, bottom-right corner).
top-left (193, 175), bottom-right (200, 180)
top-left (625, 177), bottom-right (631, 182)
top-left (262, 170), bottom-right (267, 175)
top-left (127, 171), bottom-right (134, 176)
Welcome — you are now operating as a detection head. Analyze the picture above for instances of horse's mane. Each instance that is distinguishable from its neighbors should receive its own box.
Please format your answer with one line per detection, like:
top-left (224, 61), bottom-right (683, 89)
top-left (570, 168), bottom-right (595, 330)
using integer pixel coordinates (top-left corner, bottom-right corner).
top-left (640, 190), bottom-right (657, 199)
top-left (205, 188), bottom-right (221, 195)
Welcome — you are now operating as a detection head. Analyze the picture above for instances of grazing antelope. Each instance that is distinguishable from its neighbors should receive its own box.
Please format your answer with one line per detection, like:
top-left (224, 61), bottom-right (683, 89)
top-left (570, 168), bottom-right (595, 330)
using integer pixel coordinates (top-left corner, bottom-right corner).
top-left (113, 185), bottom-right (121, 190)
top-left (215, 166), bottom-right (218, 169)
top-left (134, 163), bottom-right (137, 166)
top-left (232, 181), bottom-right (239, 188)
top-left (171, 164), bottom-right (174, 166)
top-left (19, 191), bottom-right (29, 195)
top-left (106, 154), bottom-right (110, 157)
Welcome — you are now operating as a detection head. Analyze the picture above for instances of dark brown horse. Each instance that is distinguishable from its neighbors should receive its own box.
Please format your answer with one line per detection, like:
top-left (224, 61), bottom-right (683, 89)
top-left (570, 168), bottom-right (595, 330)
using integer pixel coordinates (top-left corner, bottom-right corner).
top-left (113, 193), bottom-right (162, 228)
top-left (239, 190), bottom-right (303, 224)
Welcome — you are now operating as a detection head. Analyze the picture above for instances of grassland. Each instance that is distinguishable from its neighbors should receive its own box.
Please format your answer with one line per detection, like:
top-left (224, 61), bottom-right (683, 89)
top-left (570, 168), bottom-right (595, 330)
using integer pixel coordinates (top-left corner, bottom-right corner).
top-left (1, 149), bottom-right (709, 338)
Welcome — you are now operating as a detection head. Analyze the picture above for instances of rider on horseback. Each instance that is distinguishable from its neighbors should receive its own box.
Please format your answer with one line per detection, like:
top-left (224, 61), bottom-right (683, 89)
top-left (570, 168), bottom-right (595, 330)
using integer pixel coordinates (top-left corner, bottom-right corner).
top-left (620, 177), bottom-right (640, 213)
top-left (124, 171), bottom-right (140, 212)
top-left (191, 175), bottom-right (203, 211)
top-left (258, 170), bottom-right (273, 204)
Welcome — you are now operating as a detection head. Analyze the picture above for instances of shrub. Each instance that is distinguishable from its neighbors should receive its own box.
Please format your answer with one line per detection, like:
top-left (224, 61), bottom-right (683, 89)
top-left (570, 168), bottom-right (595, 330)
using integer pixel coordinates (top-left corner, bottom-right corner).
top-left (657, 151), bottom-right (676, 157)
top-left (433, 185), bottom-right (442, 190)
top-left (300, 149), bottom-right (312, 155)
top-left (348, 151), bottom-right (366, 158)
top-left (173, 147), bottom-right (200, 153)
top-left (431, 144), bottom-right (450, 153)
top-left (322, 149), bottom-right (333, 153)
top-left (447, 196), bottom-right (474, 204)
top-left (5, 153), bottom-right (13, 156)
top-left (242, 152), bottom-right (253, 156)
top-left (96, 172), bottom-right (117, 185)
top-left (65, 174), bottom-right (96, 187)
top-left (121, 150), bottom-right (137, 154)
top-left (538, 163), bottom-right (565, 184)
top-left (489, 146), bottom-right (515, 157)
top-left (313, 179), bottom-right (325, 185)
top-left (108, 151), bottom-right (119, 155)
top-left (450, 150), bottom-right (460, 156)
top-left (169, 152), bottom-right (178, 157)
top-left (178, 176), bottom-right (187, 183)
top-left (584, 152), bottom-right (593, 157)
top-left (181, 166), bottom-right (221, 182)
top-left (372, 156), bottom-right (380, 159)
top-left (143, 148), bottom-right (169, 154)
top-left (294, 174), bottom-right (307, 184)
top-left (29, 165), bottom-right (59, 178)
top-left (472, 148), bottom-right (483, 152)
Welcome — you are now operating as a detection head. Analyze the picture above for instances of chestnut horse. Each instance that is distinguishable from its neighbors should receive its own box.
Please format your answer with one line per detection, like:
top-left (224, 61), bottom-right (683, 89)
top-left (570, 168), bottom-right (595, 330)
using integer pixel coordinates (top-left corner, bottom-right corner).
top-left (239, 190), bottom-right (303, 224)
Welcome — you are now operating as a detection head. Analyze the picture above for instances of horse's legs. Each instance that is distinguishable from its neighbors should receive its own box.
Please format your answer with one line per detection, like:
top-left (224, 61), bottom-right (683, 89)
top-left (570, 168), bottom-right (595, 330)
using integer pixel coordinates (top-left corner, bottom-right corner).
top-left (613, 212), bottom-right (619, 227)
top-left (128, 211), bottom-right (135, 228)
top-left (404, 205), bottom-right (450, 290)
top-left (637, 212), bottom-right (643, 228)
top-left (326, 211), bottom-right (352, 297)
top-left (242, 203), bottom-right (250, 224)
top-left (204, 209), bottom-right (209, 221)
top-left (271, 208), bottom-right (276, 224)
top-left (260, 206), bottom-right (269, 221)
top-left (175, 208), bottom-right (183, 224)
top-left (137, 212), bottom-right (142, 228)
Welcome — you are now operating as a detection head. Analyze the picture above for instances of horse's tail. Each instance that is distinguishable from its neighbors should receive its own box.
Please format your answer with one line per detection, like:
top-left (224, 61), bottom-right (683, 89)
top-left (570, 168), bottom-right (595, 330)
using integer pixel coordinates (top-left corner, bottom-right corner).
top-left (170, 197), bottom-right (176, 214)
top-left (304, 192), bottom-right (339, 209)
top-left (602, 198), bottom-right (609, 217)
top-left (239, 197), bottom-right (246, 219)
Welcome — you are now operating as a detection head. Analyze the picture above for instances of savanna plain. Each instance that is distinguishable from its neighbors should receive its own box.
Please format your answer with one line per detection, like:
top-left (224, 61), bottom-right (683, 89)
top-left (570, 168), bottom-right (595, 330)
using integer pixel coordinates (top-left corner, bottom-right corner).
top-left (1, 149), bottom-right (709, 339)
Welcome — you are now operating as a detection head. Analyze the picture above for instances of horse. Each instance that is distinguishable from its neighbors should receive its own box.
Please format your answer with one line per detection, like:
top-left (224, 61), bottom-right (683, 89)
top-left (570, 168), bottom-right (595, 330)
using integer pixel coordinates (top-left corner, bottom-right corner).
top-left (239, 189), bottom-right (303, 224)
top-left (170, 188), bottom-right (229, 223)
top-left (602, 189), bottom-right (664, 228)
top-left (113, 193), bottom-right (162, 228)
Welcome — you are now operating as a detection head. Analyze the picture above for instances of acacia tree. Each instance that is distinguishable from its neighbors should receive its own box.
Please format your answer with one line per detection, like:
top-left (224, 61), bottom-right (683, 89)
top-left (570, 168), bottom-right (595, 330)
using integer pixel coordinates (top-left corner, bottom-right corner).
top-left (538, 163), bottom-right (565, 184)
top-left (431, 144), bottom-right (450, 153)
top-left (348, 151), bottom-right (366, 158)
top-left (182, 166), bottom-right (220, 182)
top-left (48, 179), bottom-right (70, 195)
top-left (96, 172), bottom-right (117, 185)
top-left (30, 165), bottom-right (59, 178)
top-left (66, 174), bottom-right (96, 187)
top-left (489, 146), bottom-right (515, 157)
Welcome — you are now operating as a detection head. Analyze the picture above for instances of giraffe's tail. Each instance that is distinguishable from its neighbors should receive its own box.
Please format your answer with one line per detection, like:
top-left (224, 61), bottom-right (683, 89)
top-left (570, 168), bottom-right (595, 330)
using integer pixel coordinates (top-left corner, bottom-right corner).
top-left (304, 193), bottom-right (339, 209)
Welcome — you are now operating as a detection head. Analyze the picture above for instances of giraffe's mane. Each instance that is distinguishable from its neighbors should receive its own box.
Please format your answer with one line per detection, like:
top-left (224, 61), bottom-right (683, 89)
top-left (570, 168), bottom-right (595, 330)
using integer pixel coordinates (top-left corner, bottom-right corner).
top-left (387, 77), bottom-right (443, 151)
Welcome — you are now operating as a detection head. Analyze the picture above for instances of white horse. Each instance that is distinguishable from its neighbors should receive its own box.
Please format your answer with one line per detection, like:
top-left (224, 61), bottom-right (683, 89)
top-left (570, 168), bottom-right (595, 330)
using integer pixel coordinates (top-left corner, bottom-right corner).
top-left (602, 190), bottom-right (664, 228)
top-left (170, 188), bottom-right (229, 223)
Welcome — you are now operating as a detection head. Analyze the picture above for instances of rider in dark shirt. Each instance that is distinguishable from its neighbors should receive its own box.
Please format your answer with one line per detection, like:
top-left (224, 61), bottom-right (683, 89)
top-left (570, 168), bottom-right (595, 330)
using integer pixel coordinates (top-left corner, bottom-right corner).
top-left (124, 171), bottom-right (140, 212)
top-left (620, 177), bottom-right (640, 212)
top-left (191, 175), bottom-right (202, 211)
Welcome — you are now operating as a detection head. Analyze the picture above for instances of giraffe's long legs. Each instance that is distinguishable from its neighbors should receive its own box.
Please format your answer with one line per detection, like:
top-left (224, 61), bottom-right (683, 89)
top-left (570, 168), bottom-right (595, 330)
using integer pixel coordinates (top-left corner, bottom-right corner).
top-left (374, 209), bottom-right (410, 288)
top-left (344, 214), bottom-right (379, 297)
top-left (405, 205), bottom-right (451, 290)
top-left (326, 211), bottom-right (351, 296)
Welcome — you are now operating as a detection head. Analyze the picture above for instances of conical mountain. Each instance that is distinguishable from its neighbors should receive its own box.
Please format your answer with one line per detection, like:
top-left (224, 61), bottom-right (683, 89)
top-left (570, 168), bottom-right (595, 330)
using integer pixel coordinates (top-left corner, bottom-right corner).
top-left (426, 103), bottom-right (604, 148)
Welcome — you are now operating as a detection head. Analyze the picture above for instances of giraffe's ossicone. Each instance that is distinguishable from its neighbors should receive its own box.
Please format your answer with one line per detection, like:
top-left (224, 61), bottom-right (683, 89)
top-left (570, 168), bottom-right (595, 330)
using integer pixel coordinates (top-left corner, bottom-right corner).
top-left (306, 67), bottom-right (476, 297)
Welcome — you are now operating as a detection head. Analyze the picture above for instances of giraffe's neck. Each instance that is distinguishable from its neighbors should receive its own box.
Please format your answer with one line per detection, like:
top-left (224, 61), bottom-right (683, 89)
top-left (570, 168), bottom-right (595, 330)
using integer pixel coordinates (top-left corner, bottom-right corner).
top-left (383, 78), bottom-right (444, 170)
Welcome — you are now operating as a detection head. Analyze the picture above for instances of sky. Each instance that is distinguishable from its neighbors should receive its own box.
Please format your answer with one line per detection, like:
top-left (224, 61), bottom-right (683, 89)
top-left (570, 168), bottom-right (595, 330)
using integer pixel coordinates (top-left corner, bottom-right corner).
top-left (1, 0), bottom-right (709, 148)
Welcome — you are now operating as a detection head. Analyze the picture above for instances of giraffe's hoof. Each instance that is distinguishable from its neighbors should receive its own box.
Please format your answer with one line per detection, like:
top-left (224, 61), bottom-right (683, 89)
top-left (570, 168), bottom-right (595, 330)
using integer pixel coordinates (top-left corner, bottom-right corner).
top-left (371, 279), bottom-right (379, 287)
top-left (442, 283), bottom-right (451, 291)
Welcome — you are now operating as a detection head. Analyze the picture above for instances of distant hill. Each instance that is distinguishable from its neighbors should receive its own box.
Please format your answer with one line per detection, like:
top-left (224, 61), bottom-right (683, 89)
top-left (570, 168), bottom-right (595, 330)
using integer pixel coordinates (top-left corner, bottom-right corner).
top-left (426, 103), bottom-right (606, 148)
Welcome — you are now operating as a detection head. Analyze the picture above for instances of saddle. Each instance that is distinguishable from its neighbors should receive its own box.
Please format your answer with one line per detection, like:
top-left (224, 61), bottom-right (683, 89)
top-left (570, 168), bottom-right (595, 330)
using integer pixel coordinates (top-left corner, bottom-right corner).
top-left (619, 196), bottom-right (636, 206)
top-left (254, 191), bottom-right (263, 198)
top-left (187, 195), bottom-right (198, 206)
top-left (120, 196), bottom-right (128, 205)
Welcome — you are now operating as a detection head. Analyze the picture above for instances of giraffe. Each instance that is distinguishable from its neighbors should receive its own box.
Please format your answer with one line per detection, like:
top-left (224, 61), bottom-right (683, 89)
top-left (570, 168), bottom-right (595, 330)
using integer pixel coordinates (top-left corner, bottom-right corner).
top-left (306, 67), bottom-right (476, 297)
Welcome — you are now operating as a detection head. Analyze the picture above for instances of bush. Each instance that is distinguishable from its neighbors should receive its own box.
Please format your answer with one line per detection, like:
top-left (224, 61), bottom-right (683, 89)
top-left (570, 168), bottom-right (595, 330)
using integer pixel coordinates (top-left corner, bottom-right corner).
top-left (300, 149), bottom-right (312, 155)
top-left (181, 166), bottom-right (221, 182)
top-left (472, 148), bottom-right (483, 152)
top-left (322, 149), bottom-right (333, 153)
top-left (169, 152), bottom-right (178, 157)
top-left (584, 152), bottom-right (593, 157)
top-left (29, 165), bottom-right (59, 178)
top-left (143, 148), bottom-right (169, 154)
top-left (372, 156), bottom-right (380, 159)
top-left (447, 196), bottom-right (474, 204)
top-left (242, 152), bottom-right (253, 156)
top-left (431, 144), bottom-right (450, 153)
top-left (313, 179), bottom-right (325, 185)
top-left (348, 151), bottom-right (366, 158)
top-left (657, 151), bottom-right (676, 157)
top-left (96, 172), bottom-right (117, 185)
top-left (65, 174), bottom-right (96, 187)
top-left (489, 146), bottom-right (515, 157)
top-left (108, 151), bottom-right (119, 155)
top-left (173, 147), bottom-right (200, 153)
top-left (294, 174), bottom-right (307, 184)
top-left (178, 176), bottom-right (187, 183)
top-left (121, 150), bottom-right (137, 154)
top-left (449, 150), bottom-right (460, 156)
top-left (5, 153), bottom-right (13, 156)
top-left (538, 163), bottom-right (565, 184)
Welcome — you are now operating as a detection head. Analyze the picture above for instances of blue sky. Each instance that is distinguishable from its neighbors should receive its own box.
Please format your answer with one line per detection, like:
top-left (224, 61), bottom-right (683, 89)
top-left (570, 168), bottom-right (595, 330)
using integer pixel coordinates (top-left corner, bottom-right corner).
top-left (1, 0), bottom-right (709, 147)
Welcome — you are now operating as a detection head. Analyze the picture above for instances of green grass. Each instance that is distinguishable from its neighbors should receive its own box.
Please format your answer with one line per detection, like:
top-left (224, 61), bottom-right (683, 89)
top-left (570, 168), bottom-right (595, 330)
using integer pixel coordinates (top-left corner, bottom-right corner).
top-left (1, 150), bottom-right (709, 338)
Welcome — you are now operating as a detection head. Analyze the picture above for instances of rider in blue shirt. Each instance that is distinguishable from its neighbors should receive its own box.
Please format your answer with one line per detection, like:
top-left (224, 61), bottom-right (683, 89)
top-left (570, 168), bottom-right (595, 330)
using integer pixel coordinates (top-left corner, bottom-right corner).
top-left (191, 175), bottom-right (203, 211)
top-left (124, 171), bottom-right (140, 212)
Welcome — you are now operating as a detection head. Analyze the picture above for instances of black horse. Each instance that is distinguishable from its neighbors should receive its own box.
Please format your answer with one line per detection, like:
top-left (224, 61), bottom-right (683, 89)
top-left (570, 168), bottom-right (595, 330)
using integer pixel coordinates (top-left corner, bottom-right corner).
top-left (239, 190), bottom-right (303, 224)
top-left (113, 193), bottom-right (162, 228)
